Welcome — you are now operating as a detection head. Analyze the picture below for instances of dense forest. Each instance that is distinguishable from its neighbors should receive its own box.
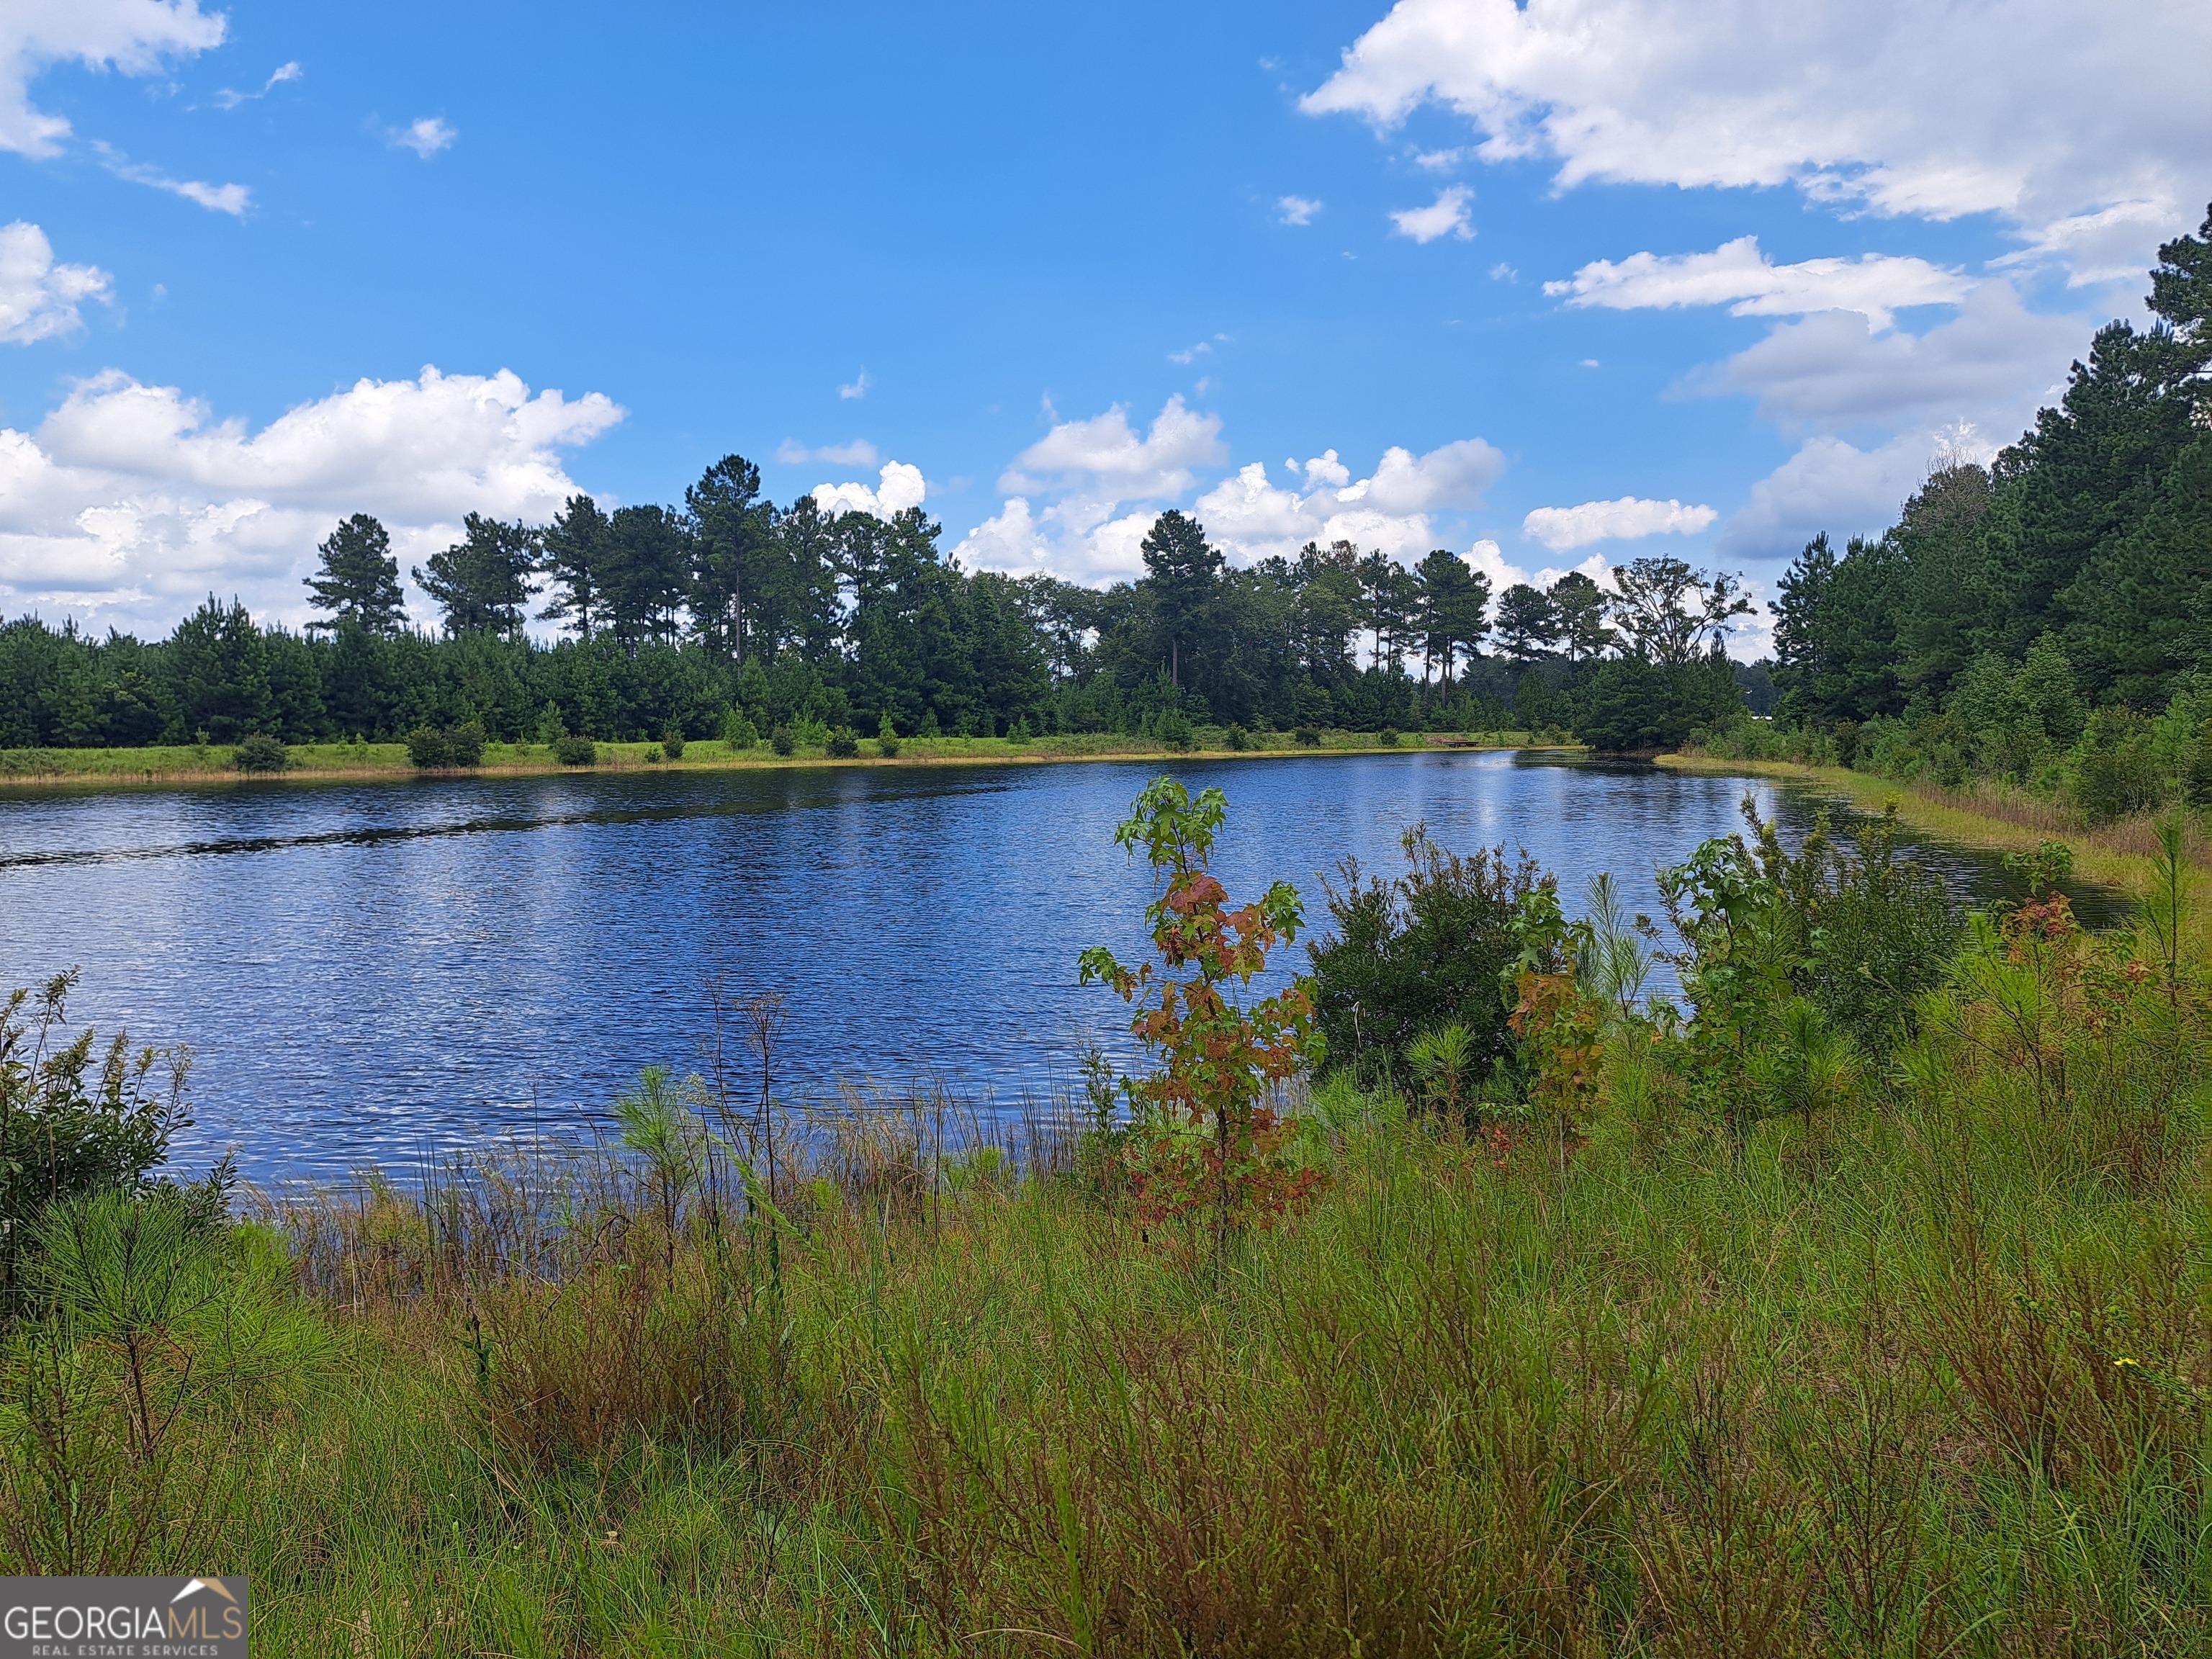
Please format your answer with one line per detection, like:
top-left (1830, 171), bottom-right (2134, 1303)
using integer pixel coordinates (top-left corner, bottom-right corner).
top-left (0, 472), bottom-right (1755, 756)
top-left (1742, 205), bottom-right (2212, 818)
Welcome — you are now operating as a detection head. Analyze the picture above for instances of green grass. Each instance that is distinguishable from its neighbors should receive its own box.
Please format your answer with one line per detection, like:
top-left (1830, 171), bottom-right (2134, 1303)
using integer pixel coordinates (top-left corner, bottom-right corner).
top-left (0, 729), bottom-right (1564, 788)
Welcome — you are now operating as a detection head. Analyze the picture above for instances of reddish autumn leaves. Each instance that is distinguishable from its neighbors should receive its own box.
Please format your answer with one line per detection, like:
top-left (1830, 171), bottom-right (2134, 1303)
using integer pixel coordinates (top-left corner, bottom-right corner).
top-left (1079, 778), bottom-right (1323, 1254)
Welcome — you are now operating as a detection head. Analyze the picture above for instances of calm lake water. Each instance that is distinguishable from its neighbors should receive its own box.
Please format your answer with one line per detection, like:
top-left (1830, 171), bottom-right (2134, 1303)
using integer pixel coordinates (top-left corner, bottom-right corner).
top-left (0, 752), bottom-right (2046, 1179)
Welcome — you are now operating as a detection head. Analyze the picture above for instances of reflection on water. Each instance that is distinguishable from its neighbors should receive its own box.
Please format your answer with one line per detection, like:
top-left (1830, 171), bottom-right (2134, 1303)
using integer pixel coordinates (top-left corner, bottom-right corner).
top-left (0, 752), bottom-right (2072, 1178)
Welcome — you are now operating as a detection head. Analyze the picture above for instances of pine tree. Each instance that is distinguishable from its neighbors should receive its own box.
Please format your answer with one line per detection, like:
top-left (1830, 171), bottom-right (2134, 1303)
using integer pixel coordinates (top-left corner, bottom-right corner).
top-left (415, 514), bottom-right (541, 638)
top-left (303, 514), bottom-right (407, 635)
top-left (1141, 511), bottom-right (1223, 688)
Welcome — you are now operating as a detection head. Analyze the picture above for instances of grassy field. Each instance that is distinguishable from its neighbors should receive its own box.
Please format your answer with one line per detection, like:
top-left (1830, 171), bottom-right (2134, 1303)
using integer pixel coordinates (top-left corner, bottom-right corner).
top-left (0, 729), bottom-right (1561, 788)
top-left (0, 781), bottom-right (2203, 1655)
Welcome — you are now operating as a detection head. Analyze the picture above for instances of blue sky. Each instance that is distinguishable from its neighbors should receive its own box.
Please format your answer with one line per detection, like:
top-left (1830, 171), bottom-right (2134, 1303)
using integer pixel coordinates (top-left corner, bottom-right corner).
top-left (2, 0), bottom-right (2206, 650)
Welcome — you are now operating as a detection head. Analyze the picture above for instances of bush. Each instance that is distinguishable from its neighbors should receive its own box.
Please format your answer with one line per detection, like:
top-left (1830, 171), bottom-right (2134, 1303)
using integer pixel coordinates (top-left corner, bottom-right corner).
top-left (643, 744), bottom-right (665, 763)
top-left (2073, 706), bottom-right (2164, 823)
top-left (553, 734), bottom-right (596, 767)
top-left (406, 722), bottom-right (485, 770)
top-left (661, 724), bottom-right (685, 760)
top-left (231, 733), bottom-right (287, 773)
top-left (1294, 725), bottom-right (1322, 747)
top-left (719, 709), bottom-right (757, 752)
top-left (1308, 827), bottom-right (1551, 1088)
top-left (1155, 708), bottom-right (1195, 751)
top-left (405, 726), bottom-right (450, 768)
top-left (826, 726), bottom-right (860, 758)
top-left (770, 726), bottom-right (796, 757)
top-left (876, 716), bottom-right (901, 758)
top-left (1225, 724), bottom-right (1250, 751)
top-left (1377, 727), bottom-right (1400, 747)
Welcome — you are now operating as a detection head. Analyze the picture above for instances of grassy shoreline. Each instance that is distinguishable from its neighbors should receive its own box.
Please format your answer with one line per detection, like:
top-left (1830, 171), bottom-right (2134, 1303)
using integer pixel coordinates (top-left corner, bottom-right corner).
top-left (0, 730), bottom-right (1579, 790)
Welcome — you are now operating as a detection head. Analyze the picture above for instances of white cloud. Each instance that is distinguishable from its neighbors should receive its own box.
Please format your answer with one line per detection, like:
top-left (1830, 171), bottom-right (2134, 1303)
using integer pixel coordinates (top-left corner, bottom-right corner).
top-left (1706, 277), bottom-right (2081, 431)
top-left (0, 366), bottom-right (625, 630)
top-left (390, 117), bottom-right (456, 159)
top-left (775, 438), bottom-right (878, 467)
top-left (811, 460), bottom-right (925, 521)
top-left (1000, 395), bottom-right (1226, 500)
top-left (1718, 428), bottom-right (1979, 561)
top-left (1390, 184), bottom-right (1473, 243)
top-left (958, 432), bottom-right (1503, 583)
top-left (214, 59), bottom-right (301, 109)
top-left (1303, 0), bottom-right (2210, 282)
top-left (0, 222), bottom-right (112, 344)
top-left (92, 142), bottom-right (250, 214)
top-left (0, 0), bottom-right (225, 157)
top-left (1522, 495), bottom-right (1718, 551)
top-left (1546, 235), bottom-right (1971, 331)
top-left (1278, 194), bottom-right (1323, 225)
top-left (1412, 146), bottom-right (1468, 171)
top-left (840, 369), bottom-right (871, 400)
top-left (1168, 341), bottom-right (1212, 364)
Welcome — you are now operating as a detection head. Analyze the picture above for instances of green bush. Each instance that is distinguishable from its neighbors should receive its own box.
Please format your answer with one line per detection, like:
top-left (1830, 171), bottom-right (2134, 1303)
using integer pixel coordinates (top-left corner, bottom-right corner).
top-left (768, 726), bottom-right (794, 757)
top-left (447, 721), bottom-right (485, 768)
top-left (1308, 827), bottom-right (1550, 1087)
top-left (661, 724), bottom-right (685, 760)
top-left (826, 726), bottom-right (860, 758)
top-left (230, 733), bottom-right (287, 773)
top-left (553, 734), bottom-right (596, 767)
top-left (1225, 724), bottom-right (1250, 751)
top-left (1154, 708), bottom-right (1194, 751)
top-left (643, 744), bottom-right (665, 763)
top-left (407, 722), bottom-right (485, 770)
top-left (1377, 727), bottom-right (1399, 747)
top-left (876, 716), bottom-right (901, 758)
top-left (2073, 706), bottom-right (2164, 823)
top-left (1293, 725), bottom-right (1322, 747)
top-left (405, 726), bottom-right (450, 768)
top-left (719, 709), bottom-right (757, 752)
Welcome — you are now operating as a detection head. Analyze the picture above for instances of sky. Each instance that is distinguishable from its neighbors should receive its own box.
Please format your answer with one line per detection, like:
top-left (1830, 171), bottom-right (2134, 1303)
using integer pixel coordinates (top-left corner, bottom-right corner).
top-left (1, 0), bottom-right (2207, 655)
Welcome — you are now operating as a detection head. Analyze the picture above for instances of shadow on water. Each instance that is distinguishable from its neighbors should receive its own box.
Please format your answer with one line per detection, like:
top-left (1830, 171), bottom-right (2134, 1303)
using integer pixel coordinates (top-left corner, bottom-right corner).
top-left (0, 750), bottom-right (2129, 1177)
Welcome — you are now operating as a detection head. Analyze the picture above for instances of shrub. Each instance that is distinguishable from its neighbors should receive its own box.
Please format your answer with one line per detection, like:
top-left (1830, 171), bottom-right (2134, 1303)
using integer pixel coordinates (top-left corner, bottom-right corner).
top-left (231, 733), bottom-right (287, 773)
top-left (1294, 725), bottom-right (1323, 747)
top-left (1226, 723), bottom-right (1250, 751)
top-left (446, 721), bottom-right (485, 768)
top-left (876, 716), bottom-right (901, 758)
top-left (1308, 827), bottom-right (1551, 1087)
top-left (770, 726), bottom-right (796, 757)
top-left (643, 744), bottom-right (665, 763)
top-left (826, 726), bottom-right (860, 758)
top-left (553, 734), bottom-right (596, 767)
top-left (661, 724), bottom-right (685, 760)
top-left (1155, 708), bottom-right (1195, 751)
top-left (405, 726), bottom-right (450, 768)
top-left (719, 709), bottom-right (757, 752)
top-left (2073, 706), bottom-right (2163, 823)
top-left (1377, 727), bottom-right (1400, 747)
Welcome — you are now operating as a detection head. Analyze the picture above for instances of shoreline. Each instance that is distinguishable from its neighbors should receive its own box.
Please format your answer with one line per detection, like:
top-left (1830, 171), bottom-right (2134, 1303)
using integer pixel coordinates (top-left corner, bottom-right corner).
top-left (0, 732), bottom-right (1588, 793)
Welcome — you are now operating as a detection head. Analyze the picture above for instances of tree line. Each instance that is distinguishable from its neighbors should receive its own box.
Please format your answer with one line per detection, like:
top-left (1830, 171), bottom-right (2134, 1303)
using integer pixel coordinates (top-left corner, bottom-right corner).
top-left (3, 450), bottom-right (1766, 755)
top-left (1755, 204), bottom-right (2212, 818)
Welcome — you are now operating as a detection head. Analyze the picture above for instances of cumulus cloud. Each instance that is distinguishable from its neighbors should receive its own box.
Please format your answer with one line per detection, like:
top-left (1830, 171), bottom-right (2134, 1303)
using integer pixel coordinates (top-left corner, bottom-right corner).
top-left (1522, 496), bottom-right (1718, 552)
top-left (775, 438), bottom-right (878, 467)
top-left (92, 142), bottom-right (249, 214)
top-left (1717, 428), bottom-right (1982, 562)
top-left (0, 367), bottom-right (625, 630)
top-left (1000, 395), bottom-right (1226, 500)
top-left (811, 461), bottom-right (925, 521)
top-left (840, 369), bottom-right (871, 400)
top-left (390, 117), bottom-right (456, 159)
top-left (958, 425), bottom-right (1503, 584)
top-left (0, 0), bottom-right (225, 157)
top-left (1706, 277), bottom-right (2082, 431)
top-left (1278, 194), bottom-right (1323, 225)
top-left (1390, 184), bottom-right (1473, 243)
top-left (0, 223), bottom-right (112, 343)
top-left (1547, 235), bottom-right (1970, 331)
top-left (1303, 0), bottom-right (2209, 282)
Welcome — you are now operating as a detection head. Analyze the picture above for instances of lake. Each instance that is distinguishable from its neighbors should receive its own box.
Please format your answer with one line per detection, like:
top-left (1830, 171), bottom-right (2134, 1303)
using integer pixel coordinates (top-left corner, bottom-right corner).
top-left (0, 751), bottom-right (2041, 1179)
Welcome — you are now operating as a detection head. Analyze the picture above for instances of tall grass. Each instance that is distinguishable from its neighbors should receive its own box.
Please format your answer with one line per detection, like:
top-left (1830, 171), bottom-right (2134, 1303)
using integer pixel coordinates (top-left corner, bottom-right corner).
top-left (1, 915), bottom-right (2206, 1653)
